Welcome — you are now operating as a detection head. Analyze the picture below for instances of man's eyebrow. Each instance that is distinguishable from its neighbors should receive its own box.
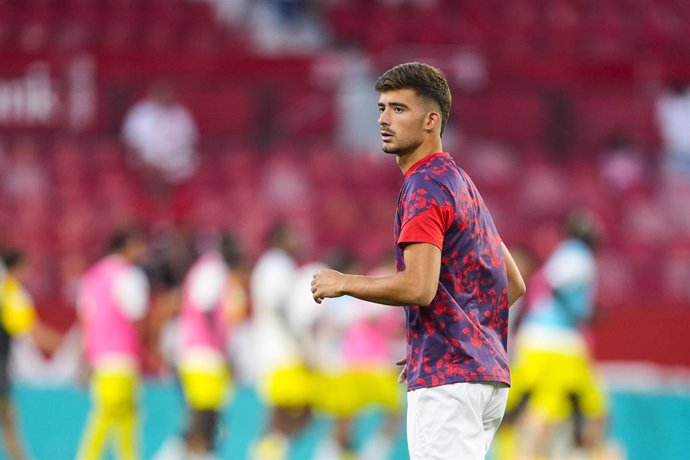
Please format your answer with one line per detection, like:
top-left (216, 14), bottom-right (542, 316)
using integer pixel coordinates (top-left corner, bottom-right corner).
top-left (379, 101), bottom-right (409, 108)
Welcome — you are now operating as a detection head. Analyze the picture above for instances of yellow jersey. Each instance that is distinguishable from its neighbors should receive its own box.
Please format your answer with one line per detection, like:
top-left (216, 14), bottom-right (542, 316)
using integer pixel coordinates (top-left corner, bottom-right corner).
top-left (0, 275), bottom-right (37, 336)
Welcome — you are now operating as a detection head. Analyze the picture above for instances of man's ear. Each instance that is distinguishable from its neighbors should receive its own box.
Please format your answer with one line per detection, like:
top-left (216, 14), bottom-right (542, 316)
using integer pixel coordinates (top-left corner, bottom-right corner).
top-left (425, 111), bottom-right (441, 132)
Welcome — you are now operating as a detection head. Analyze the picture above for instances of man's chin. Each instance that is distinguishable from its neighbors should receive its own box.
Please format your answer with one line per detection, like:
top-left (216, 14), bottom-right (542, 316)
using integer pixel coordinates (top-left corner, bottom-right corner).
top-left (382, 144), bottom-right (401, 155)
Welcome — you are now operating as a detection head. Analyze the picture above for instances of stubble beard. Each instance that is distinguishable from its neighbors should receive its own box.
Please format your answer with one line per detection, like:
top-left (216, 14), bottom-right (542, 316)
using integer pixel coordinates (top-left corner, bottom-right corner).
top-left (382, 139), bottom-right (422, 157)
top-left (382, 144), bottom-right (402, 155)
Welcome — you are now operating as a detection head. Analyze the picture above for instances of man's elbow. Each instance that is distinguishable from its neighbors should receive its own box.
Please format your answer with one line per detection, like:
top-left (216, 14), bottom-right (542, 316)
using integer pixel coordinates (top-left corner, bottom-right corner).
top-left (512, 278), bottom-right (527, 303)
top-left (518, 281), bottom-right (527, 299)
top-left (412, 285), bottom-right (437, 307)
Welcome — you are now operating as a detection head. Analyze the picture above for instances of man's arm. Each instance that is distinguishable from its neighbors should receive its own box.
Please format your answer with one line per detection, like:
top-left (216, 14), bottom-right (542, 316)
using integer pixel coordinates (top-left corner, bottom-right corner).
top-left (312, 243), bottom-right (441, 306)
top-left (502, 242), bottom-right (526, 306)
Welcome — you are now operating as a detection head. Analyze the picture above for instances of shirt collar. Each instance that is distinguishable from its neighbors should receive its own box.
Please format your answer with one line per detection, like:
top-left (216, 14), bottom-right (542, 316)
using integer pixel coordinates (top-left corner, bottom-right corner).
top-left (403, 152), bottom-right (450, 180)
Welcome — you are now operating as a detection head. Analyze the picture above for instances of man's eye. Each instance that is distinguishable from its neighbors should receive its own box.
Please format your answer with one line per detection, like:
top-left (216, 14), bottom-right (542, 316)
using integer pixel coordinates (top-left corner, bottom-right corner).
top-left (394, 107), bottom-right (404, 113)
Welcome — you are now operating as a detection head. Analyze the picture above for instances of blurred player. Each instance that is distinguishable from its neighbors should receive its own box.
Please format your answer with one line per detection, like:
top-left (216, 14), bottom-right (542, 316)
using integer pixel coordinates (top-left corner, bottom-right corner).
top-left (491, 246), bottom-right (537, 460)
top-left (311, 62), bottom-right (526, 459)
top-left (250, 223), bottom-right (310, 460)
top-left (309, 252), bottom-right (405, 460)
top-left (507, 210), bottom-right (618, 459)
top-left (156, 233), bottom-right (247, 460)
top-left (0, 248), bottom-right (62, 460)
top-left (76, 228), bottom-right (149, 460)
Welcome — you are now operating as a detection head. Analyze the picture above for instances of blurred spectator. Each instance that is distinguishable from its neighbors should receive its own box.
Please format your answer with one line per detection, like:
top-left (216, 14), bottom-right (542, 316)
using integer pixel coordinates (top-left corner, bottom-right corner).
top-left (121, 80), bottom-right (199, 186)
top-left (207, 0), bottom-right (251, 27)
top-left (2, 138), bottom-right (48, 204)
top-left (449, 49), bottom-right (489, 93)
top-left (247, 0), bottom-right (328, 54)
top-left (656, 82), bottom-right (690, 236)
top-left (656, 81), bottom-right (690, 181)
top-left (598, 133), bottom-right (648, 194)
top-left (261, 149), bottom-right (311, 213)
top-left (333, 48), bottom-right (381, 152)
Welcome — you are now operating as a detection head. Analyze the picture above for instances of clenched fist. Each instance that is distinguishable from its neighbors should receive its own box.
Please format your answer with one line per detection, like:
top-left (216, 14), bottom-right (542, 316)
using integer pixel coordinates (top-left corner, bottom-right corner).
top-left (311, 269), bottom-right (346, 303)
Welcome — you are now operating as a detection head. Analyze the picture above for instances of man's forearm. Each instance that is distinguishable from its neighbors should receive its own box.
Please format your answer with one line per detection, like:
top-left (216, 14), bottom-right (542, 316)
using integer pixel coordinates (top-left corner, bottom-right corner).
top-left (341, 272), bottom-right (435, 307)
top-left (501, 243), bottom-right (526, 305)
top-left (312, 243), bottom-right (441, 305)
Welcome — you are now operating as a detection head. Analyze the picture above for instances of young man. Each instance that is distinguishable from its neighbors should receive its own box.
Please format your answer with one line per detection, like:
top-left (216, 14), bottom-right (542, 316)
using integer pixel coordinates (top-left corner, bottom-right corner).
top-left (177, 233), bottom-right (246, 459)
top-left (311, 62), bottom-right (526, 459)
top-left (507, 210), bottom-right (616, 459)
top-left (250, 223), bottom-right (312, 460)
top-left (0, 248), bottom-right (62, 460)
top-left (76, 228), bottom-right (149, 460)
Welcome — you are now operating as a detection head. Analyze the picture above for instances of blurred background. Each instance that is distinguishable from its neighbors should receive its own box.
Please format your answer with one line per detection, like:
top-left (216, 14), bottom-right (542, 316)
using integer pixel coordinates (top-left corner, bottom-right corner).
top-left (0, 0), bottom-right (690, 459)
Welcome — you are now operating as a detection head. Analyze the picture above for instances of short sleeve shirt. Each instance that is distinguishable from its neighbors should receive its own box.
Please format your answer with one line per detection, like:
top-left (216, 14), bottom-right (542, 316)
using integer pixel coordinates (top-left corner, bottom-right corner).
top-left (187, 254), bottom-right (228, 313)
top-left (527, 239), bottom-right (596, 329)
top-left (395, 152), bottom-right (510, 390)
top-left (0, 276), bottom-right (37, 337)
top-left (113, 265), bottom-right (149, 321)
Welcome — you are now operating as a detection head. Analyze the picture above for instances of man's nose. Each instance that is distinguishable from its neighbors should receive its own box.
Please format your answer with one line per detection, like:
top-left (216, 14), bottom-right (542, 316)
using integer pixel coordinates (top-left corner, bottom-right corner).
top-left (378, 110), bottom-right (388, 126)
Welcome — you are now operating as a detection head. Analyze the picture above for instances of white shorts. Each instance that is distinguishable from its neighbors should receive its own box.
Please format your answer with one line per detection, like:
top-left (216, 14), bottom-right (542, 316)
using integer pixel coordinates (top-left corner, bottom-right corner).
top-left (407, 381), bottom-right (509, 460)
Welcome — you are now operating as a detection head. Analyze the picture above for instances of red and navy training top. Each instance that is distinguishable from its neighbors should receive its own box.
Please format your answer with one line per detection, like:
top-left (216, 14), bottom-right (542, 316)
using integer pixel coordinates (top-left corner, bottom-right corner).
top-left (395, 152), bottom-right (510, 390)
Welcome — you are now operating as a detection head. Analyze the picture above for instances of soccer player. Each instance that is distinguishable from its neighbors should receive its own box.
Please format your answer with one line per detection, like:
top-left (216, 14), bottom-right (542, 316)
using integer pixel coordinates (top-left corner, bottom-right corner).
top-left (176, 233), bottom-right (247, 458)
top-left (250, 223), bottom-right (311, 460)
top-left (76, 228), bottom-right (149, 460)
top-left (506, 210), bottom-right (617, 459)
top-left (311, 62), bottom-right (526, 459)
top-left (0, 248), bottom-right (62, 460)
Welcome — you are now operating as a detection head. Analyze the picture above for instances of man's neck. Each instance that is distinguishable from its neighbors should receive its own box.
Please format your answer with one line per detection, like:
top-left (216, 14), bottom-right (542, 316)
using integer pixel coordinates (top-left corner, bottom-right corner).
top-left (396, 139), bottom-right (443, 176)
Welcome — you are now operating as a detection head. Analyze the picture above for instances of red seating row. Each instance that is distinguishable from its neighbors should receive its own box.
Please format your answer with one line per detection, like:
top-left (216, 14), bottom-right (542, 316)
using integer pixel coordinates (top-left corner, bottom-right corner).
top-left (326, 0), bottom-right (690, 58)
top-left (0, 0), bottom-right (232, 54)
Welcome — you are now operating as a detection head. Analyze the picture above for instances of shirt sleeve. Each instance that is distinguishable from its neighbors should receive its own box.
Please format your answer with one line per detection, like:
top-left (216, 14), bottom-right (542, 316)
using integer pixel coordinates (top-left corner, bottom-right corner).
top-left (544, 245), bottom-right (595, 290)
top-left (0, 281), bottom-right (37, 336)
top-left (113, 266), bottom-right (149, 321)
top-left (121, 104), bottom-right (144, 147)
top-left (250, 252), bottom-right (296, 313)
top-left (398, 204), bottom-right (454, 249)
top-left (188, 259), bottom-right (227, 312)
top-left (398, 176), bottom-right (455, 249)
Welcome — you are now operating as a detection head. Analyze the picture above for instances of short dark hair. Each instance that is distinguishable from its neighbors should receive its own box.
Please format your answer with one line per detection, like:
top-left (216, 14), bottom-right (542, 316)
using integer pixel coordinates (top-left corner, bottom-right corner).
top-left (267, 221), bottom-right (292, 248)
top-left (220, 232), bottom-right (246, 268)
top-left (374, 62), bottom-right (452, 135)
top-left (108, 227), bottom-right (145, 253)
top-left (2, 248), bottom-right (25, 270)
top-left (565, 210), bottom-right (602, 249)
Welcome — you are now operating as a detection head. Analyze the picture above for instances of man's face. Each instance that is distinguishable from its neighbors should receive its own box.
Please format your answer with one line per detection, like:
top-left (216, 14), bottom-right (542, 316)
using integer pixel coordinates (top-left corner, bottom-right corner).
top-left (125, 237), bottom-right (148, 265)
top-left (12, 259), bottom-right (30, 282)
top-left (377, 88), bottom-right (431, 156)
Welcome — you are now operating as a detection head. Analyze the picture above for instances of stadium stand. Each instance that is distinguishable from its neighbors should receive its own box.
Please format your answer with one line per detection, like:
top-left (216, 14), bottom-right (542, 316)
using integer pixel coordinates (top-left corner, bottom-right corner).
top-left (0, 0), bottom-right (689, 367)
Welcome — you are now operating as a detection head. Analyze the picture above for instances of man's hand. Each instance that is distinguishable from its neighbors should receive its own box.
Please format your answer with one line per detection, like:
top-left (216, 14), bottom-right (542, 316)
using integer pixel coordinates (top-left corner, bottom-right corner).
top-left (311, 269), bottom-right (346, 304)
top-left (396, 357), bottom-right (407, 383)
